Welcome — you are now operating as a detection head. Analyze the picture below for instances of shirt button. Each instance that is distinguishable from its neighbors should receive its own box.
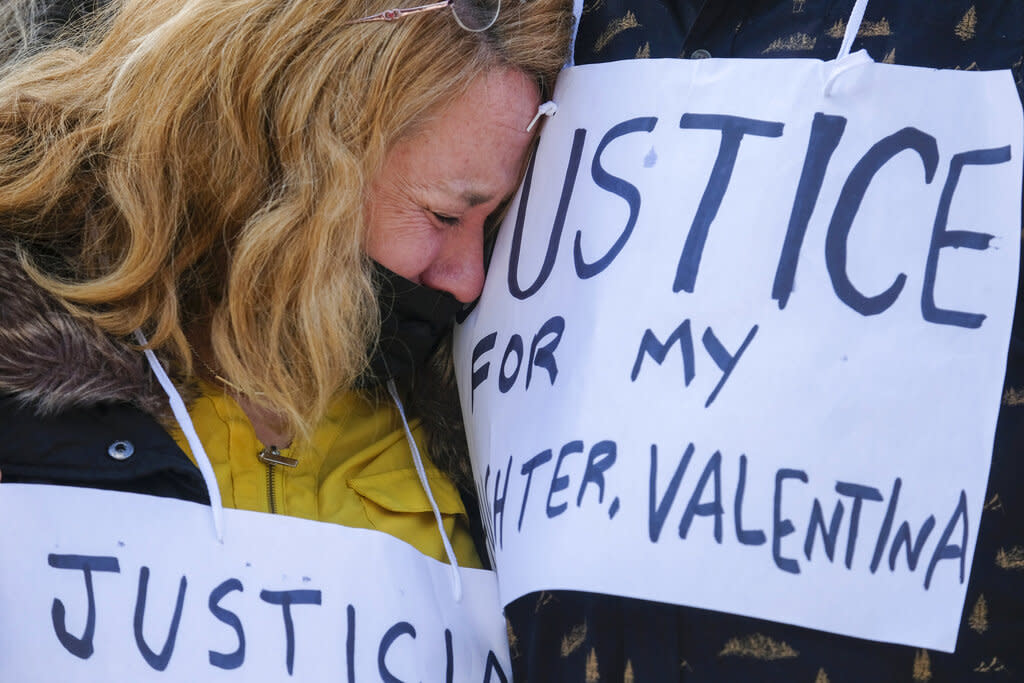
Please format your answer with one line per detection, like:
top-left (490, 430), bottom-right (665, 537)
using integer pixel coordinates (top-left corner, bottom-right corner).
top-left (689, 48), bottom-right (712, 59)
top-left (108, 440), bottom-right (135, 461)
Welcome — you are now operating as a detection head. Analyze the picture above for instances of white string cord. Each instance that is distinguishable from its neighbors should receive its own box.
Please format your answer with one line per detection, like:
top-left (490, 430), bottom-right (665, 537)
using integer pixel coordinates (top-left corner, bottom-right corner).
top-left (134, 329), bottom-right (225, 542)
top-left (824, 0), bottom-right (872, 96)
top-left (386, 378), bottom-right (464, 602)
top-left (526, 100), bottom-right (558, 132)
top-left (836, 0), bottom-right (870, 62)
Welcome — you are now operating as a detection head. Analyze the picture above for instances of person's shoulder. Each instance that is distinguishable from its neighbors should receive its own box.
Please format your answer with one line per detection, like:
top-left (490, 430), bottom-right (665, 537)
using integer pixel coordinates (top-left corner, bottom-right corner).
top-left (573, 0), bottom-right (1024, 71)
top-left (0, 396), bottom-right (208, 504)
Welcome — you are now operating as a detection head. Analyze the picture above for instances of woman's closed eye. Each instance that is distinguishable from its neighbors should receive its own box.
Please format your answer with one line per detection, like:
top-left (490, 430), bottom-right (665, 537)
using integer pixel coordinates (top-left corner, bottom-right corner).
top-left (430, 210), bottom-right (460, 227)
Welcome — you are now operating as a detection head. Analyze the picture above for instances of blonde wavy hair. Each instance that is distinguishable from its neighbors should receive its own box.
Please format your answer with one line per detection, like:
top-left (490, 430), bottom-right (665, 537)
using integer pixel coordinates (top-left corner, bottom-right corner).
top-left (0, 0), bottom-right (573, 439)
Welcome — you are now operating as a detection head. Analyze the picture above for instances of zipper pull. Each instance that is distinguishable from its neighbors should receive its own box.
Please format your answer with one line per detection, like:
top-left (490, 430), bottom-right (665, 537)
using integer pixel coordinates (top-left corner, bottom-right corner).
top-left (257, 445), bottom-right (298, 468)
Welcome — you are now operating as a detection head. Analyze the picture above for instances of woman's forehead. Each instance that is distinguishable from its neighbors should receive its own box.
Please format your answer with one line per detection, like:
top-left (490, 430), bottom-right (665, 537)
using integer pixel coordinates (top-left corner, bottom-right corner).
top-left (382, 68), bottom-right (540, 201)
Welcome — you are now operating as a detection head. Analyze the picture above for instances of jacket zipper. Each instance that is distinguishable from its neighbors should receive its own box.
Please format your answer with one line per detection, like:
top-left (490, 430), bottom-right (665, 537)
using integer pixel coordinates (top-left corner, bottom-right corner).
top-left (266, 463), bottom-right (277, 514)
top-left (257, 446), bottom-right (298, 514)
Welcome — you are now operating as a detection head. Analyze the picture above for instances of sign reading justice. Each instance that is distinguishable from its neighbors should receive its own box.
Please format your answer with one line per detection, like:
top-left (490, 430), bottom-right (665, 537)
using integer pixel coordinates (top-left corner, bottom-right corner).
top-left (454, 55), bottom-right (1023, 651)
top-left (0, 484), bottom-right (511, 682)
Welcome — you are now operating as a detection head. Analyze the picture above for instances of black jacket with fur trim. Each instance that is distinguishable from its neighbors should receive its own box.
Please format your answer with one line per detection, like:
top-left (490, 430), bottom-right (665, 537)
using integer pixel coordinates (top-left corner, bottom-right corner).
top-left (0, 241), bottom-right (211, 500)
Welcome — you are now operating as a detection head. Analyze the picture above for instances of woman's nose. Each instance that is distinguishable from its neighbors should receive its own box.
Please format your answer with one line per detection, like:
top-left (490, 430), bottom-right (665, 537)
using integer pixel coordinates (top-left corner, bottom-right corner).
top-left (421, 222), bottom-right (486, 303)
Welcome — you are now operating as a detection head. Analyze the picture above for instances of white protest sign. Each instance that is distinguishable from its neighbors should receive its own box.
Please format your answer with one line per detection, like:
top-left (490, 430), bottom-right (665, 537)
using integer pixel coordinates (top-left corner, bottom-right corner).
top-left (0, 484), bottom-right (511, 682)
top-left (454, 56), bottom-right (1023, 652)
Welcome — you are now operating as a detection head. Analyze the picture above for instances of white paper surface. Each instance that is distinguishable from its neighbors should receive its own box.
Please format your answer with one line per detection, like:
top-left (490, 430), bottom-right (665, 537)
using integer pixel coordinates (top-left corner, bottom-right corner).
top-left (454, 56), bottom-right (1023, 652)
top-left (0, 484), bottom-right (511, 682)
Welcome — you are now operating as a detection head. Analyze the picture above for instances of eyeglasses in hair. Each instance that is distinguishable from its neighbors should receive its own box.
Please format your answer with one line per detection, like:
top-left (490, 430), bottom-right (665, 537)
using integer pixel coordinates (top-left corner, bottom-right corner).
top-left (344, 0), bottom-right (500, 32)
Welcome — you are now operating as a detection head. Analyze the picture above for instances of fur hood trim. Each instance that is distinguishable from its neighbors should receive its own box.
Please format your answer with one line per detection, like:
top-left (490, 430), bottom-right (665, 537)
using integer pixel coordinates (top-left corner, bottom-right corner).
top-left (0, 242), bottom-right (172, 419)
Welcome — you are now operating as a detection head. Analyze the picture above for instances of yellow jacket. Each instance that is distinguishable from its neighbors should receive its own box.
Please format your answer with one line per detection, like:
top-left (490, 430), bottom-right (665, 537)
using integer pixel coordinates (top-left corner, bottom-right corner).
top-left (172, 381), bottom-right (482, 567)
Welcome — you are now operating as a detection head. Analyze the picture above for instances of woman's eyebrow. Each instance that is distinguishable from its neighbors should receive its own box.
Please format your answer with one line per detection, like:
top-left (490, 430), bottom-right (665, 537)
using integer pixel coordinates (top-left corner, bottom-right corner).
top-left (463, 191), bottom-right (493, 207)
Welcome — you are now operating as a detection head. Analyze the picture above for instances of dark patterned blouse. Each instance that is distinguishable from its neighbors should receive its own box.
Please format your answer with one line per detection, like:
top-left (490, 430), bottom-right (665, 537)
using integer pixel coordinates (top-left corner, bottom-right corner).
top-left (505, 1), bottom-right (1024, 681)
